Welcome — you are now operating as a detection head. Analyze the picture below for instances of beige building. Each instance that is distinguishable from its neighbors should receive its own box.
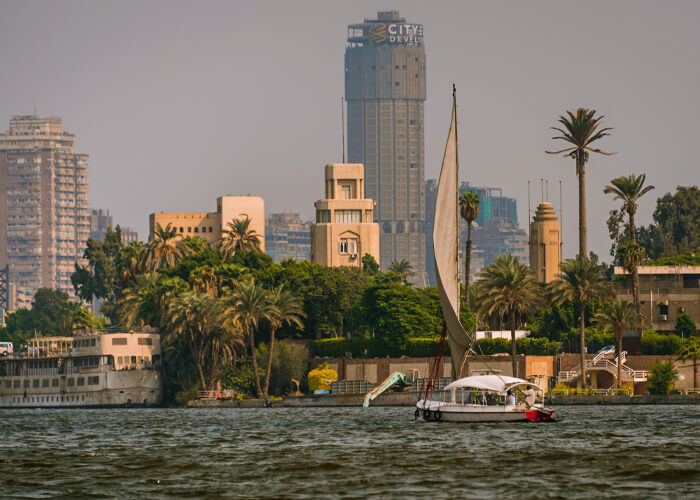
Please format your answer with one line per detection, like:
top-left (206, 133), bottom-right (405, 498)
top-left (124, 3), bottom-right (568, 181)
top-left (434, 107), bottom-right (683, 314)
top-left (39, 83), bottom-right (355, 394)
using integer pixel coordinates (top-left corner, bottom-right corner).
top-left (0, 116), bottom-right (89, 309)
top-left (311, 164), bottom-right (379, 267)
top-left (529, 202), bottom-right (562, 283)
top-left (615, 265), bottom-right (700, 333)
top-left (149, 196), bottom-right (265, 251)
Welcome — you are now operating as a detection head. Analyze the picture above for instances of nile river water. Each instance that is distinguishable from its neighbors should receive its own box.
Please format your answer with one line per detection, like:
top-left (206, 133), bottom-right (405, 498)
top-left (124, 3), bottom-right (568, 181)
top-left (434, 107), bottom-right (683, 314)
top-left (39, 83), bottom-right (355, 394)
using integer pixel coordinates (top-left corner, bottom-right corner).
top-left (1, 405), bottom-right (699, 499)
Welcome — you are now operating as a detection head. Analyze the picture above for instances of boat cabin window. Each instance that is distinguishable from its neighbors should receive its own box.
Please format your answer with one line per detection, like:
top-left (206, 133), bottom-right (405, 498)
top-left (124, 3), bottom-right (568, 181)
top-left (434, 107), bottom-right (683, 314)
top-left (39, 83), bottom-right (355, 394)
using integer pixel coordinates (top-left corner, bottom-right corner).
top-left (137, 338), bottom-right (152, 346)
top-left (77, 377), bottom-right (85, 386)
top-left (112, 338), bottom-right (128, 346)
top-left (42, 379), bottom-right (49, 388)
top-left (13, 380), bottom-right (20, 389)
top-left (104, 355), bottom-right (114, 366)
top-left (67, 378), bottom-right (74, 387)
top-left (24, 380), bottom-right (29, 388)
top-left (3, 381), bottom-right (10, 389)
top-left (152, 354), bottom-right (161, 366)
top-left (87, 376), bottom-right (99, 385)
top-left (52, 379), bottom-right (59, 387)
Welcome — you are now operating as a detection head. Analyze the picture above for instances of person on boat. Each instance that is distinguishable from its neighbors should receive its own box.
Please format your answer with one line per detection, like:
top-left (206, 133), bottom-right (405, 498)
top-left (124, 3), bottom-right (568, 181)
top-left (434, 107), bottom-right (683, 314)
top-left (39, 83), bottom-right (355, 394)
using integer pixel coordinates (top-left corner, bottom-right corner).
top-left (505, 390), bottom-right (516, 406)
top-left (523, 387), bottom-right (536, 407)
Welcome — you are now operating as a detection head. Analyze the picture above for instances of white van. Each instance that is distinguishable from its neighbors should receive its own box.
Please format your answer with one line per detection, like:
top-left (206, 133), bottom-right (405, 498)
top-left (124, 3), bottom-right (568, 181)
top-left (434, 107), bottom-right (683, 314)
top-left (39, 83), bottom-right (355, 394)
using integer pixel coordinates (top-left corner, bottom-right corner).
top-left (0, 342), bottom-right (13, 356)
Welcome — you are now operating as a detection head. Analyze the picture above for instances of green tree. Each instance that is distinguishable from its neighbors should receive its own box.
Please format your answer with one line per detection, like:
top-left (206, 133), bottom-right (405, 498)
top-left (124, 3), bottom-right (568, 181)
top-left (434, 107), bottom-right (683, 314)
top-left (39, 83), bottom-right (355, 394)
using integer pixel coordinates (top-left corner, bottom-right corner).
top-left (679, 338), bottom-right (700, 389)
top-left (144, 223), bottom-right (191, 271)
top-left (638, 186), bottom-right (700, 258)
top-left (459, 191), bottom-right (480, 302)
top-left (222, 280), bottom-right (276, 398)
top-left (546, 108), bottom-right (615, 259)
top-left (604, 174), bottom-right (654, 319)
top-left (549, 256), bottom-right (614, 387)
top-left (71, 226), bottom-right (124, 309)
top-left (477, 253), bottom-right (542, 377)
top-left (594, 299), bottom-right (637, 388)
top-left (262, 285), bottom-right (305, 398)
top-left (646, 360), bottom-right (677, 395)
top-left (361, 280), bottom-right (442, 353)
top-left (361, 254), bottom-right (380, 275)
top-left (675, 313), bottom-right (697, 340)
top-left (219, 217), bottom-right (261, 258)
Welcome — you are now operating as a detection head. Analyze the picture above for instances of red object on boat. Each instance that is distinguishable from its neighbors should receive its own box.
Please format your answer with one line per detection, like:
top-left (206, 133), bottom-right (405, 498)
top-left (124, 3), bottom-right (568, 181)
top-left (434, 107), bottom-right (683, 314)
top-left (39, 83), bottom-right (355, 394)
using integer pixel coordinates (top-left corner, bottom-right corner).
top-left (526, 409), bottom-right (555, 422)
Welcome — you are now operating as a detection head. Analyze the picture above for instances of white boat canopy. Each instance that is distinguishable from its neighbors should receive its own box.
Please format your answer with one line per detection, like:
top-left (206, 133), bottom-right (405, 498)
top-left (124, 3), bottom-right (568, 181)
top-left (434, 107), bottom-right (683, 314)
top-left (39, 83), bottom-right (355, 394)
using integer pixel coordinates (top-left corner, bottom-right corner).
top-left (444, 375), bottom-right (543, 393)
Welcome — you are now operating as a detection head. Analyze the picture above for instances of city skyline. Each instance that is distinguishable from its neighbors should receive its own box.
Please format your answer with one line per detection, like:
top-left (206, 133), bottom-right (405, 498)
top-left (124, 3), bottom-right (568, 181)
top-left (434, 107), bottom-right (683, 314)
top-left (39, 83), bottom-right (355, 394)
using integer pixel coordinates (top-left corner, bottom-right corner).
top-left (1, 1), bottom-right (698, 263)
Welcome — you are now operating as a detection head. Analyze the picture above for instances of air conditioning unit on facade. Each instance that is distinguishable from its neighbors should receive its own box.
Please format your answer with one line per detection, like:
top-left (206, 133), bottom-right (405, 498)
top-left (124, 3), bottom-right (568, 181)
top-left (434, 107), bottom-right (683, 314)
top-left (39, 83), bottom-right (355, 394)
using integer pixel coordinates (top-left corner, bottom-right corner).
top-left (349, 253), bottom-right (357, 259)
top-left (659, 314), bottom-right (668, 321)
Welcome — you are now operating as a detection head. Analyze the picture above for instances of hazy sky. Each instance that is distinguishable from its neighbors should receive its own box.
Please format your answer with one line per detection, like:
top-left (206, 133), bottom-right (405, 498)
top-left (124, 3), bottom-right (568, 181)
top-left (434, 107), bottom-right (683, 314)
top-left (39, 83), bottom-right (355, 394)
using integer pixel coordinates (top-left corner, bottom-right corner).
top-left (1, 0), bottom-right (698, 261)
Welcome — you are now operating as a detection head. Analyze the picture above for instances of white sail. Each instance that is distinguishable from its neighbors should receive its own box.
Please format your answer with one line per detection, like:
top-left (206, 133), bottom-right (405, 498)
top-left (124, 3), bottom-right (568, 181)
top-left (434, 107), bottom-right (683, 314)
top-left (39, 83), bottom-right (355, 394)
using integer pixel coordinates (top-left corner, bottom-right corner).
top-left (433, 89), bottom-right (472, 378)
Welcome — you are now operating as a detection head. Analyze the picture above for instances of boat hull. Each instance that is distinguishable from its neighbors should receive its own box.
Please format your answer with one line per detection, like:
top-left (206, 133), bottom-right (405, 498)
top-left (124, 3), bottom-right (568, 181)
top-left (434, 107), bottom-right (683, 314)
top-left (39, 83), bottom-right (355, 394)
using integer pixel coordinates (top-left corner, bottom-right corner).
top-left (0, 370), bottom-right (162, 409)
top-left (416, 400), bottom-right (554, 423)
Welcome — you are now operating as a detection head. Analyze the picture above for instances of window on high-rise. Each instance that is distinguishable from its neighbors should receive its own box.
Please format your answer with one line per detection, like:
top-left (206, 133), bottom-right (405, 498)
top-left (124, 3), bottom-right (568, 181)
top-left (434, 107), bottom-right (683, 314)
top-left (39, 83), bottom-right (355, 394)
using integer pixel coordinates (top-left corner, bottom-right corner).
top-left (334, 210), bottom-right (361, 223)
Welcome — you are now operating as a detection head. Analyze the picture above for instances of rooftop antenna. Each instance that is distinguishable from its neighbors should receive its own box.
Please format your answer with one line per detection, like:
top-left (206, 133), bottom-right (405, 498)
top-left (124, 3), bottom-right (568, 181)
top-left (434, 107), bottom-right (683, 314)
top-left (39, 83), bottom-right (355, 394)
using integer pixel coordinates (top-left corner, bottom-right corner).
top-left (559, 180), bottom-right (563, 248)
top-left (546, 180), bottom-right (549, 202)
top-left (341, 97), bottom-right (346, 163)
top-left (528, 180), bottom-right (531, 223)
top-left (540, 178), bottom-right (544, 203)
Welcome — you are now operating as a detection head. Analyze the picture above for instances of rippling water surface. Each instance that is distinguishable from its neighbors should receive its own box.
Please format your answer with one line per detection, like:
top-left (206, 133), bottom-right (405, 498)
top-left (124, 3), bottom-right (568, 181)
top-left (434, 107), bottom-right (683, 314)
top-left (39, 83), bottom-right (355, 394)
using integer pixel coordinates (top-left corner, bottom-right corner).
top-left (1, 405), bottom-right (699, 499)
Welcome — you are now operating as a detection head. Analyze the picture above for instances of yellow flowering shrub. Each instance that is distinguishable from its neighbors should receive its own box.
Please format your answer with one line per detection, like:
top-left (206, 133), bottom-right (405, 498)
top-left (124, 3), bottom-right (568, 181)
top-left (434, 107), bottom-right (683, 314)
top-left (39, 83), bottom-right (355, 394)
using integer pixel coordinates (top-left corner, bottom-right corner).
top-left (307, 362), bottom-right (338, 392)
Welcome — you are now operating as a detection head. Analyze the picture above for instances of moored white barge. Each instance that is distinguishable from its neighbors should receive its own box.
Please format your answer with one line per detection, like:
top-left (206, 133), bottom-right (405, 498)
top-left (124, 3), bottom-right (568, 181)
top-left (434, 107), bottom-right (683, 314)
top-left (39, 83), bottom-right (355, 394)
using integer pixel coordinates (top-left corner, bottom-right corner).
top-left (0, 330), bottom-right (163, 408)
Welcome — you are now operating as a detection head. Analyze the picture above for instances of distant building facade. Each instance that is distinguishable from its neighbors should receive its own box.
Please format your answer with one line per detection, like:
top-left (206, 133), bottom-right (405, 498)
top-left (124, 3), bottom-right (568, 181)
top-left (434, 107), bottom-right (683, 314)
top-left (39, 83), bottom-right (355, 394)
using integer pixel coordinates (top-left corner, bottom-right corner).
top-left (90, 209), bottom-right (138, 245)
top-left (345, 11), bottom-right (426, 282)
top-left (529, 202), bottom-right (562, 283)
top-left (0, 116), bottom-right (89, 309)
top-left (149, 196), bottom-right (265, 251)
top-left (615, 265), bottom-right (700, 334)
top-left (311, 164), bottom-right (379, 268)
top-left (265, 214), bottom-right (311, 264)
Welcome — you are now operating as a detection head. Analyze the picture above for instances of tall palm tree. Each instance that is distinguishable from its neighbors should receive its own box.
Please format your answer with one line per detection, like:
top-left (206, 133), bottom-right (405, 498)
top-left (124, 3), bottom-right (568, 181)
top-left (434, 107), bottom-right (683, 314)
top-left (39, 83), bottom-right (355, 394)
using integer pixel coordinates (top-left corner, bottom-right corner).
top-left (262, 285), bottom-right (305, 398)
top-left (546, 108), bottom-right (615, 259)
top-left (118, 273), bottom-right (188, 329)
top-left (477, 253), bottom-right (542, 377)
top-left (679, 338), bottom-right (700, 389)
top-left (549, 257), bottom-right (614, 388)
top-left (604, 174), bottom-right (654, 319)
top-left (459, 191), bottom-right (480, 302)
top-left (165, 292), bottom-right (240, 390)
top-left (594, 299), bottom-right (637, 388)
top-left (144, 223), bottom-right (191, 271)
top-left (222, 280), bottom-right (276, 398)
top-left (387, 259), bottom-right (413, 282)
top-left (219, 217), bottom-right (261, 258)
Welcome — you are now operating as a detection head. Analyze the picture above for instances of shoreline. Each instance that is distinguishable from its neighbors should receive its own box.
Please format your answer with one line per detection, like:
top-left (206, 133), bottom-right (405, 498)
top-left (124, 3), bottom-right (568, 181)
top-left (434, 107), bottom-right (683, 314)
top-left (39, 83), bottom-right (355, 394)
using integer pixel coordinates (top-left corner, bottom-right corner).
top-left (186, 391), bottom-right (700, 408)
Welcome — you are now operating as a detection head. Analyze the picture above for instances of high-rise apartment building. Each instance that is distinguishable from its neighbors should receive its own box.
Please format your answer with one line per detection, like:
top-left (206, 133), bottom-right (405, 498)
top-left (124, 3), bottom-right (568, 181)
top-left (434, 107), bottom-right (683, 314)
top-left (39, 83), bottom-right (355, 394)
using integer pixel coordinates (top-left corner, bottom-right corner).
top-left (345, 11), bottom-right (426, 283)
top-left (0, 116), bottom-right (89, 309)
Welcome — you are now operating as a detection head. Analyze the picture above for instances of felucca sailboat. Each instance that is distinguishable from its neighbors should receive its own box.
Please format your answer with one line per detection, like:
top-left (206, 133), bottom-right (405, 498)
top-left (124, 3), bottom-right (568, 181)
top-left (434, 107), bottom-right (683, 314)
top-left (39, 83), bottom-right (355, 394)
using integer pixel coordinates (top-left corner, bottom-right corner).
top-left (415, 86), bottom-right (554, 423)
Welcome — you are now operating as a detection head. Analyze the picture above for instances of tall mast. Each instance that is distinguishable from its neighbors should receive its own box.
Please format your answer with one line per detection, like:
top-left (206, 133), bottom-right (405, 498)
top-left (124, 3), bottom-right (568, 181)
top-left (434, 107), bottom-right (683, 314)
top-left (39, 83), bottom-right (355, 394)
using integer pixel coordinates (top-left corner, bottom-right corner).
top-left (453, 84), bottom-right (459, 300)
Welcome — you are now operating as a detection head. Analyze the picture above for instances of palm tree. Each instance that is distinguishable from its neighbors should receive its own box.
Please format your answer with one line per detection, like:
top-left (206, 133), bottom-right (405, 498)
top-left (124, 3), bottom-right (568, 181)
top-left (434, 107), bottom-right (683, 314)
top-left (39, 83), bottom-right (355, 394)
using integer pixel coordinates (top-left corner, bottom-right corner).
top-left (549, 257), bottom-right (614, 388)
top-left (477, 253), bottom-right (542, 377)
top-left (387, 259), bottom-right (413, 282)
top-left (459, 191), bottom-right (480, 302)
top-left (144, 223), bottom-right (191, 271)
top-left (222, 280), bottom-right (276, 398)
top-left (116, 241), bottom-right (145, 286)
top-left (546, 108), bottom-right (615, 259)
top-left (604, 174), bottom-right (654, 319)
top-left (219, 217), bottom-right (261, 258)
top-left (262, 285), bottom-right (305, 398)
top-left (165, 292), bottom-right (240, 390)
top-left (118, 273), bottom-right (188, 329)
top-left (594, 299), bottom-right (637, 388)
